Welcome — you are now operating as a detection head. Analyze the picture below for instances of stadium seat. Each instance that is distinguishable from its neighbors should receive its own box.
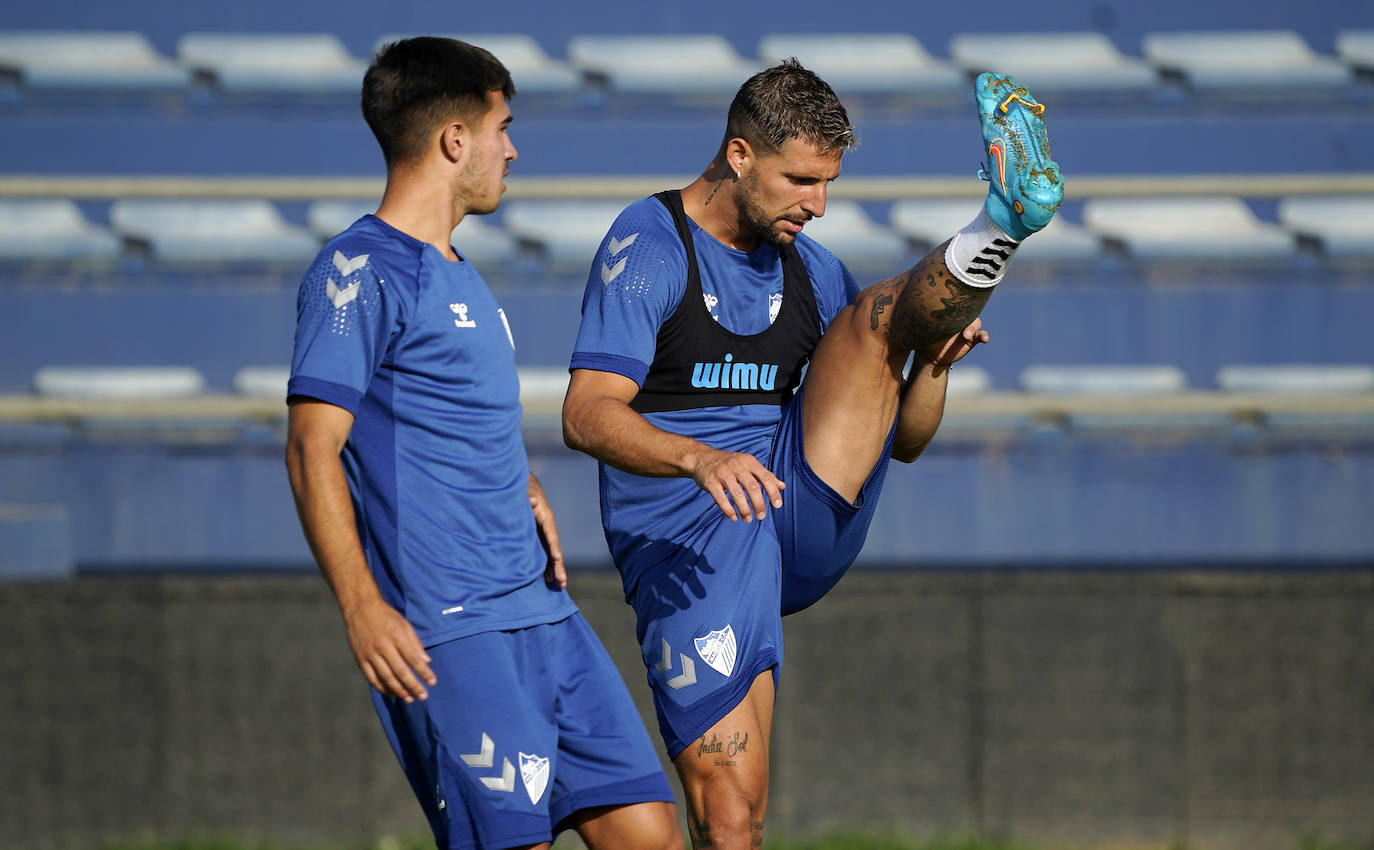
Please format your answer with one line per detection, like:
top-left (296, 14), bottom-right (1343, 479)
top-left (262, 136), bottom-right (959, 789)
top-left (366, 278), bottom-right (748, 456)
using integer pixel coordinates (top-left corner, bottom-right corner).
top-left (0, 30), bottom-right (189, 90)
top-left (501, 200), bottom-right (634, 273)
top-left (305, 199), bottom-right (519, 268)
top-left (1336, 30), bottom-right (1374, 74)
top-left (232, 366), bottom-right (289, 399)
top-left (1141, 30), bottom-right (1351, 93)
top-left (110, 199), bottom-right (321, 264)
top-left (1277, 195), bottom-right (1374, 258)
top-left (375, 34), bottom-right (583, 95)
top-left (566, 34), bottom-right (760, 96)
top-left (798, 200), bottom-right (911, 272)
top-left (32, 366), bottom-right (206, 399)
top-left (176, 33), bottom-right (366, 94)
top-left (755, 33), bottom-right (963, 97)
top-left (1020, 364), bottom-right (1188, 396)
top-left (946, 31), bottom-right (1158, 93)
top-left (889, 198), bottom-right (1101, 262)
top-left (1217, 364), bottom-right (1374, 395)
top-left (1081, 196), bottom-right (1294, 261)
top-left (946, 365), bottom-right (992, 397)
top-left (0, 198), bottom-right (123, 262)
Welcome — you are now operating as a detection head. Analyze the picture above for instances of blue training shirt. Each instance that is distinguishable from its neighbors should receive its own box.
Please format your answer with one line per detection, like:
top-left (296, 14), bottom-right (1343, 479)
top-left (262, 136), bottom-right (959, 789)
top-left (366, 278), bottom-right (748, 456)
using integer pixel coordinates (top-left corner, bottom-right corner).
top-left (290, 215), bottom-right (576, 646)
top-left (569, 197), bottom-right (861, 592)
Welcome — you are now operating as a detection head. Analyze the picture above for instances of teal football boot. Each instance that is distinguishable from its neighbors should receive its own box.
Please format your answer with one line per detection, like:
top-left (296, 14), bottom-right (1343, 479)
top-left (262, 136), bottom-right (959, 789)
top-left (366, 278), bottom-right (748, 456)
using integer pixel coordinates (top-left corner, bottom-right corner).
top-left (974, 72), bottom-right (1064, 241)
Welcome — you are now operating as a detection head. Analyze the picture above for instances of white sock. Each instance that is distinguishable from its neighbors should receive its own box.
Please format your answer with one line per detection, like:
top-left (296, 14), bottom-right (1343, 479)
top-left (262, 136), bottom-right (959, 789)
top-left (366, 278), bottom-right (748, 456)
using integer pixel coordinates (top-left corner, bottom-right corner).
top-left (944, 208), bottom-right (1020, 289)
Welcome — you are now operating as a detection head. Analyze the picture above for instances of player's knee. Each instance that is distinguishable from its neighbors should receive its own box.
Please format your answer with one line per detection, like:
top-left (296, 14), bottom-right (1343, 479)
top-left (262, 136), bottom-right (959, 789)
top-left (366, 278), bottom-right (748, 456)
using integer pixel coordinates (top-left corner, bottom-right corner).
top-left (690, 784), bottom-right (765, 848)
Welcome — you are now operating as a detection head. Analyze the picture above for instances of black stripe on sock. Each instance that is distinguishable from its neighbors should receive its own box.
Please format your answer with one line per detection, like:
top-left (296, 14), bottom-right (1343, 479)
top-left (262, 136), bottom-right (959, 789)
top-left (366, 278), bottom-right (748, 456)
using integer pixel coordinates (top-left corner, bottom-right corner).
top-left (969, 256), bottom-right (1003, 271)
top-left (964, 266), bottom-right (998, 280)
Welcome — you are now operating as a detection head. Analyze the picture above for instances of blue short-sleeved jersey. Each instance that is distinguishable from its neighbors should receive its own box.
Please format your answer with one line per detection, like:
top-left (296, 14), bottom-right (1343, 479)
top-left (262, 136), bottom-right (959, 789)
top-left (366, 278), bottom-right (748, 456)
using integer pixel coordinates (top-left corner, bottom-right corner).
top-left (569, 197), bottom-right (861, 595)
top-left (290, 215), bottom-right (576, 646)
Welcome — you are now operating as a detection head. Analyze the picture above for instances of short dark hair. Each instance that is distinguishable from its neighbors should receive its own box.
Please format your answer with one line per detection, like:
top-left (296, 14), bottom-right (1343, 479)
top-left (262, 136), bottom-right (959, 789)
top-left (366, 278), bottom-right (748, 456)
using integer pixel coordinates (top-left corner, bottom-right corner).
top-left (725, 58), bottom-right (856, 156)
top-left (362, 37), bottom-right (516, 168)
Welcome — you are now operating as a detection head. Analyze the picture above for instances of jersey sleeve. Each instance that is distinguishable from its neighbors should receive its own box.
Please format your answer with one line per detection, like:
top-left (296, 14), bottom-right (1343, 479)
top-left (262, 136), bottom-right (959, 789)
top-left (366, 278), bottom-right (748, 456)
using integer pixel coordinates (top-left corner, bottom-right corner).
top-left (287, 246), bottom-right (408, 413)
top-left (569, 199), bottom-right (687, 386)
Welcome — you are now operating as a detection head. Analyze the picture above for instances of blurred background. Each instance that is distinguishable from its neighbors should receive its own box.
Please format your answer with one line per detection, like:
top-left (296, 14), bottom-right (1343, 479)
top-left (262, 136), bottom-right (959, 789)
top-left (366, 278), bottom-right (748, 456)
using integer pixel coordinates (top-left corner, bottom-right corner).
top-left (0, 0), bottom-right (1371, 848)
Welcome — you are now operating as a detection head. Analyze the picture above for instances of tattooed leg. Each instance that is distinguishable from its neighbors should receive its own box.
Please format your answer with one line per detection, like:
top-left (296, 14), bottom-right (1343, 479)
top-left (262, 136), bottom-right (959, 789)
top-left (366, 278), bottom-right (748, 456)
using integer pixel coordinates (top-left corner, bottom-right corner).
top-left (673, 672), bottom-right (773, 850)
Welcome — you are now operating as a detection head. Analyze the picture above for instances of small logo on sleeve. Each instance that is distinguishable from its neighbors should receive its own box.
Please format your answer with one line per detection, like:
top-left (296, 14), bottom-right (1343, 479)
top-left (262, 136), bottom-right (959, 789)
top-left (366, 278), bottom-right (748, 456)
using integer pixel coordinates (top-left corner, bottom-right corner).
top-left (451, 303), bottom-right (477, 328)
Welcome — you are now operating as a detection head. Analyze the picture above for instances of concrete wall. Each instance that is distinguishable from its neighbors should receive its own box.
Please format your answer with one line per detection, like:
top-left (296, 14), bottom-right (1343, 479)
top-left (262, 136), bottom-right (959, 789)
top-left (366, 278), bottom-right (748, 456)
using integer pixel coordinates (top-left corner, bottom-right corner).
top-left (2, 570), bottom-right (1371, 850)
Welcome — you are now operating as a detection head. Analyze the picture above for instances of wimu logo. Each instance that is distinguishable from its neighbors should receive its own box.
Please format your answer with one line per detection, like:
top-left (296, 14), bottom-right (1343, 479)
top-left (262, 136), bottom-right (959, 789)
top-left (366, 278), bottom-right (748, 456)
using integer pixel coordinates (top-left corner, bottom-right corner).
top-left (691, 354), bottom-right (779, 391)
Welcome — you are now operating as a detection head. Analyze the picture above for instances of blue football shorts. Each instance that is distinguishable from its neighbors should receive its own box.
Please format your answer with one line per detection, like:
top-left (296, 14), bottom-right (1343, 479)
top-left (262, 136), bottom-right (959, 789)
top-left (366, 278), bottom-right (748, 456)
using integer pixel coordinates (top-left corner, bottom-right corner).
top-left (628, 382), bottom-right (895, 759)
top-left (371, 612), bottom-right (673, 850)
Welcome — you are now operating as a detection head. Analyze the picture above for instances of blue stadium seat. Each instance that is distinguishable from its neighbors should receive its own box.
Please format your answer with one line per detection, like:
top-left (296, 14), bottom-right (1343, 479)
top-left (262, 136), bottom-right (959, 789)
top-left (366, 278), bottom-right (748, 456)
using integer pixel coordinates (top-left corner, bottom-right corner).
top-left (566, 34), bottom-right (760, 97)
top-left (1278, 195), bottom-right (1374, 259)
top-left (0, 30), bottom-right (189, 91)
top-left (798, 200), bottom-right (911, 273)
top-left (1081, 196), bottom-right (1295, 262)
top-left (1141, 30), bottom-right (1352, 94)
top-left (32, 366), bottom-right (206, 399)
top-left (946, 31), bottom-right (1159, 94)
top-left (755, 33), bottom-right (963, 98)
top-left (0, 199), bottom-right (123, 262)
top-left (176, 32), bottom-right (366, 94)
top-left (110, 198), bottom-right (321, 264)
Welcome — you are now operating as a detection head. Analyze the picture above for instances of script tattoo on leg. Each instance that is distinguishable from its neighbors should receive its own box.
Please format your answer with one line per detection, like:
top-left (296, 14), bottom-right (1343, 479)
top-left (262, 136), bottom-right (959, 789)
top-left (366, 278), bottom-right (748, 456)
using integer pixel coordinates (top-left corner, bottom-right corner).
top-left (697, 731), bottom-right (750, 767)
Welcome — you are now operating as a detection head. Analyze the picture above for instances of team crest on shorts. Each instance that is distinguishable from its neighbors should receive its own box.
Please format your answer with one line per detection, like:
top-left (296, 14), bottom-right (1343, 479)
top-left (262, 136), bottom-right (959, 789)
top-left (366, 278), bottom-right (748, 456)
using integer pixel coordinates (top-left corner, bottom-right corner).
top-left (694, 625), bottom-right (738, 678)
top-left (519, 752), bottom-right (549, 805)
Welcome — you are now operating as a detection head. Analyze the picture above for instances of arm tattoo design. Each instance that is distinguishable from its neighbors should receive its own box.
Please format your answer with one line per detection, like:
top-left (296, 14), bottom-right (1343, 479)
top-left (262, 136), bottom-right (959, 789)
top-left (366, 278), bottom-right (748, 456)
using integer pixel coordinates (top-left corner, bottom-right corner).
top-left (869, 292), bottom-right (893, 330)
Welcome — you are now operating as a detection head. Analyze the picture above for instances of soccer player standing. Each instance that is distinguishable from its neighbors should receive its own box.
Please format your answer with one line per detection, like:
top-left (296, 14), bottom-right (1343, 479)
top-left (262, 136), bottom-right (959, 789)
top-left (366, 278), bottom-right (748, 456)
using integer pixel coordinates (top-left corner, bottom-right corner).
top-left (285, 37), bottom-right (682, 850)
top-left (561, 61), bottom-right (1063, 849)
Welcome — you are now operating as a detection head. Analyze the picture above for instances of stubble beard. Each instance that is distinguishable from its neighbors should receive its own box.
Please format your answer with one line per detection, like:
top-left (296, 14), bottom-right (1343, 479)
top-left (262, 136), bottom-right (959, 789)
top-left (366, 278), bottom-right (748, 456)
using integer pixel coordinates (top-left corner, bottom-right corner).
top-left (735, 173), bottom-right (796, 251)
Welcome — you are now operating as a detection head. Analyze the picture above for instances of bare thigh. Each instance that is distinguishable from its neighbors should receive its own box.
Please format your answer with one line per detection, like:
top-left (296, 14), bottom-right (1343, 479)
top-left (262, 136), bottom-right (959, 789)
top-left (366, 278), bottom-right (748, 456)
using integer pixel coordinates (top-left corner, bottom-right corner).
top-left (801, 284), bottom-right (910, 503)
top-left (672, 670), bottom-right (776, 848)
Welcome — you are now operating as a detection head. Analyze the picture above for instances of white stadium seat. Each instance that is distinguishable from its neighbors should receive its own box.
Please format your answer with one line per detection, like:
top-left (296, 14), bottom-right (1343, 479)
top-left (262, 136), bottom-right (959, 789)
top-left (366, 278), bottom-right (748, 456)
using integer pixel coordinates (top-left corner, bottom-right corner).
top-left (33, 366), bottom-right (206, 399)
top-left (1082, 196), bottom-right (1294, 261)
top-left (1278, 195), bottom-right (1374, 259)
top-left (110, 198), bottom-right (320, 264)
top-left (756, 33), bottom-right (963, 96)
top-left (1020, 364), bottom-right (1188, 396)
top-left (566, 34), bottom-right (760, 96)
top-left (948, 31), bottom-right (1158, 93)
top-left (177, 32), bottom-right (366, 93)
top-left (0, 30), bottom-right (189, 90)
top-left (0, 199), bottom-right (123, 262)
top-left (1142, 30), bottom-right (1351, 92)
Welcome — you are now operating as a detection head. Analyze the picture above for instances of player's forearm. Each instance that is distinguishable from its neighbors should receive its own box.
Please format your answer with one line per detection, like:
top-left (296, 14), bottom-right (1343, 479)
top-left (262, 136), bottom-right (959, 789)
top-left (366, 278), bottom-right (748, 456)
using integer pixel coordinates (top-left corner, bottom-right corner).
top-left (891, 362), bottom-right (949, 462)
top-left (563, 394), bottom-right (714, 479)
top-left (285, 438), bottom-right (384, 615)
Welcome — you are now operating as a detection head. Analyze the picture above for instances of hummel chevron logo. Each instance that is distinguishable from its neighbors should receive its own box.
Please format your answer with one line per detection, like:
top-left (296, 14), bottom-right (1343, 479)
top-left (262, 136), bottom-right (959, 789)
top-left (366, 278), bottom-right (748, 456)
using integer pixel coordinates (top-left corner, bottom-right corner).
top-left (608, 233), bottom-right (638, 255)
top-left (324, 251), bottom-right (369, 308)
top-left (655, 639), bottom-right (697, 689)
top-left (332, 250), bottom-right (369, 276)
top-left (600, 256), bottom-right (628, 285)
top-left (325, 277), bottom-right (360, 308)
top-left (460, 733), bottom-right (516, 792)
top-left (460, 732), bottom-right (497, 768)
